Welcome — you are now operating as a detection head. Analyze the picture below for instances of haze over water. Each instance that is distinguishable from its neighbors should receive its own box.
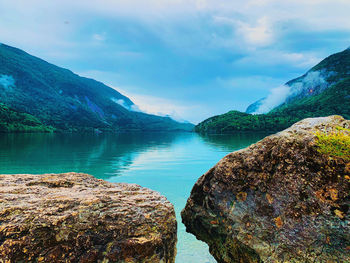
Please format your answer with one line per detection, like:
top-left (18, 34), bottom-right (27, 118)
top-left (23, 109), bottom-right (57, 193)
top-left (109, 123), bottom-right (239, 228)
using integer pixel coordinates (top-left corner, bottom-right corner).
top-left (0, 132), bottom-right (268, 262)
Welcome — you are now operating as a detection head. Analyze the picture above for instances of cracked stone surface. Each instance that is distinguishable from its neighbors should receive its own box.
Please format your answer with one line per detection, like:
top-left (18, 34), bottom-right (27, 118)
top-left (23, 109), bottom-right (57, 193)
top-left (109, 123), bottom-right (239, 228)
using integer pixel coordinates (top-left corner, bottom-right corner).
top-left (0, 172), bottom-right (177, 263)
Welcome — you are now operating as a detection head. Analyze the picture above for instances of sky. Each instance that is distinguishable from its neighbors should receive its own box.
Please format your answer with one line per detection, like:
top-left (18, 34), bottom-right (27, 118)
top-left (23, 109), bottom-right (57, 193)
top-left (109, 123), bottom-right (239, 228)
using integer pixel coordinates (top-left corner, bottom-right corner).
top-left (1, 0), bottom-right (350, 123)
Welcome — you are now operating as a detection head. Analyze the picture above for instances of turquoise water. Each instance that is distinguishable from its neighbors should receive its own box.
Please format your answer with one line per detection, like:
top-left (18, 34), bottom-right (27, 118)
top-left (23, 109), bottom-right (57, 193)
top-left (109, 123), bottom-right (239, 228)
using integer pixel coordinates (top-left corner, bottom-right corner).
top-left (0, 132), bottom-right (268, 262)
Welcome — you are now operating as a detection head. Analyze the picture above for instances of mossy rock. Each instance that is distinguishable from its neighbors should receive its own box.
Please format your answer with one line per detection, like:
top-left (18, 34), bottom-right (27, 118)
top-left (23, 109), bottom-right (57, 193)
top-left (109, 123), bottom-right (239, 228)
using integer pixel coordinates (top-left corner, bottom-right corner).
top-left (183, 116), bottom-right (350, 263)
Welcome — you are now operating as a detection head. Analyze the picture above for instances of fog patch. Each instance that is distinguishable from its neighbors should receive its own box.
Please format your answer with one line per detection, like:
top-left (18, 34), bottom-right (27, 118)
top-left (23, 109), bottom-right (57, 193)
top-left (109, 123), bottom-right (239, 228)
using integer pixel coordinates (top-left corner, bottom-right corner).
top-left (253, 85), bottom-right (291, 114)
top-left (112, 98), bottom-right (141, 112)
top-left (0, 75), bottom-right (15, 90)
top-left (288, 71), bottom-right (327, 98)
top-left (253, 71), bottom-right (327, 114)
top-left (165, 113), bottom-right (190, 123)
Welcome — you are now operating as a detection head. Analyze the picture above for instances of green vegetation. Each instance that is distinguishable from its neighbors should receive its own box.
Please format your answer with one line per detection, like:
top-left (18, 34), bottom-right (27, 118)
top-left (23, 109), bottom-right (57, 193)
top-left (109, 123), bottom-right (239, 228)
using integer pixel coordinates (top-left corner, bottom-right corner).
top-left (198, 47), bottom-right (350, 134)
top-left (315, 127), bottom-right (350, 161)
top-left (0, 44), bottom-right (193, 132)
top-left (196, 78), bottom-right (350, 133)
top-left (0, 104), bottom-right (54, 133)
top-left (312, 47), bottom-right (350, 83)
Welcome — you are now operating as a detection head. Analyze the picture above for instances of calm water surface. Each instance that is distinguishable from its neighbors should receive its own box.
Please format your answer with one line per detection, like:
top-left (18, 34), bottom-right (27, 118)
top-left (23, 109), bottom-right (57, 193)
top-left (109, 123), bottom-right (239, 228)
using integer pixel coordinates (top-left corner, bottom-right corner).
top-left (0, 132), bottom-right (268, 263)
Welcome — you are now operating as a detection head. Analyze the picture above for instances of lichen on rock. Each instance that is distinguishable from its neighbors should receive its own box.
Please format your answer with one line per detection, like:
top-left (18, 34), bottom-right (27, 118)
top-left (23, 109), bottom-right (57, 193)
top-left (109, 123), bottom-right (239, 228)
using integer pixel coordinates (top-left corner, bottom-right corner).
top-left (182, 115), bottom-right (350, 263)
top-left (0, 173), bottom-right (177, 263)
top-left (315, 126), bottom-right (350, 161)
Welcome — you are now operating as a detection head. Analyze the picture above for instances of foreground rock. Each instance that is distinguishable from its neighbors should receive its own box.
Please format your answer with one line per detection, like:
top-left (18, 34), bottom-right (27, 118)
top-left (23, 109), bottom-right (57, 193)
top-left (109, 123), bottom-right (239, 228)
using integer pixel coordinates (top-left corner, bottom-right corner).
top-left (182, 116), bottom-right (350, 263)
top-left (0, 173), bottom-right (177, 263)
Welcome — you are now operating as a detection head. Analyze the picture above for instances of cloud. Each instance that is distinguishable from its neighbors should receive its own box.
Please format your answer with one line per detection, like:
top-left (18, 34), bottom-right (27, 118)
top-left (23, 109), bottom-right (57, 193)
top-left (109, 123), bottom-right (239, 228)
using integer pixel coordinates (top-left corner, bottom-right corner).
top-left (281, 52), bottom-right (320, 68)
top-left (252, 85), bottom-right (291, 114)
top-left (111, 98), bottom-right (141, 112)
top-left (1, 0), bottom-right (350, 123)
top-left (113, 88), bottom-right (196, 122)
top-left (92, 33), bottom-right (106, 42)
top-left (211, 15), bottom-right (274, 49)
top-left (237, 17), bottom-right (274, 47)
top-left (252, 70), bottom-right (328, 114)
top-left (233, 49), bottom-right (322, 73)
top-left (0, 75), bottom-right (15, 90)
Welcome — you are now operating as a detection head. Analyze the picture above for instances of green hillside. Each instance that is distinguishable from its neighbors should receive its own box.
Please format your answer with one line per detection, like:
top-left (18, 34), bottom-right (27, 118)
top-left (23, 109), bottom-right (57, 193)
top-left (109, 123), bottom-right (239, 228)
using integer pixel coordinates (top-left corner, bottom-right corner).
top-left (246, 48), bottom-right (350, 114)
top-left (197, 47), bottom-right (350, 134)
top-left (195, 78), bottom-right (350, 133)
top-left (0, 104), bottom-right (54, 133)
top-left (0, 44), bottom-right (193, 132)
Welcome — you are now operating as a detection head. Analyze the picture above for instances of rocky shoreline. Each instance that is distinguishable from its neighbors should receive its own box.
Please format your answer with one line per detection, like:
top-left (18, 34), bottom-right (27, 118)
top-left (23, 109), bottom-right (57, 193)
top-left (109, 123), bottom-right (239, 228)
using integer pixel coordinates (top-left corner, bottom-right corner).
top-left (0, 172), bottom-right (177, 263)
top-left (1, 116), bottom-right (349, 263)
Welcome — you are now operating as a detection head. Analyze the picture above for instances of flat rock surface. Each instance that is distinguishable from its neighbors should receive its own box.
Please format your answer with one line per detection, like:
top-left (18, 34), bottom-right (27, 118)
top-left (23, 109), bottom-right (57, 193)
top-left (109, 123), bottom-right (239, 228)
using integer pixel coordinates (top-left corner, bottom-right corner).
top-left (182, 116), bottom-right (350, 263)
top-left (0, 172), bottom-right (177, 263)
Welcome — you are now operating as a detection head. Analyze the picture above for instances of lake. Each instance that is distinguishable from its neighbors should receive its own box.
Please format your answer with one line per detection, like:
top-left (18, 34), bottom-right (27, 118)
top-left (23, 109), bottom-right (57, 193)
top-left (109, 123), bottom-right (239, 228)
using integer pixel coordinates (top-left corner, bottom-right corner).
top-left (0, 132), bottom-right (268, 262)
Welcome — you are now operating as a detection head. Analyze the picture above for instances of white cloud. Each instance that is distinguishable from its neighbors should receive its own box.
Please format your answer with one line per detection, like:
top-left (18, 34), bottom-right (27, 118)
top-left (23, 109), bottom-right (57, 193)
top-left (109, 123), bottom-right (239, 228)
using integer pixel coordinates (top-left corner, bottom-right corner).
top-left (77, 70), bottom-right (210, 123)
top-left (113, 87), bottom-right (194, 122)
top-left (211, 15), bottom-right (274, 49)
top-left (216, 75), bottom-right (285, 92)
top-left (3, 0), bottom-right (350, 33)
top-left (288, 71), bottom-right (328, 97)
top-left (92, 33), bottom-right (106, 42)
top-left (1, 0), bottom-right (349, 123)
top-left (252, 85), bottom-right (291, 114)
top-left (111, 98), bottom-right (141, 112)
top-left (280, 52), bottom-right (321, 68)
top-left (236, 17), bottom-right (274, 47)
top-left (235, 49), bottom-right (322, 69)
top-left (2, 0), bottom-right (350, 56)
top-left (252, 70), bottom-right (328, 114)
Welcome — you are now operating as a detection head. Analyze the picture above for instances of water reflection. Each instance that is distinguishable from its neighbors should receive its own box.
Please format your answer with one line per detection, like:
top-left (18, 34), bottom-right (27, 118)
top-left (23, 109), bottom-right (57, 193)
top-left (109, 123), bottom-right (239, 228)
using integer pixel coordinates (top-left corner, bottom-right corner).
top-left (0, 132), bottom-right (188, 177)
top-left (0, 131), bottom-right (267, 262)
top-left (199, 132), bottom-right (271, 152)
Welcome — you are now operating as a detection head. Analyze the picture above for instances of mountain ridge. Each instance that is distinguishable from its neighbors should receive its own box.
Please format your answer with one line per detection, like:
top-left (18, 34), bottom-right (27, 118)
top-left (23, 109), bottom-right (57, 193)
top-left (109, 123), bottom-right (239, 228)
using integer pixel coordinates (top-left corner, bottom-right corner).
top-left (0, 44), bottom-right (193, 132)
top-left (246, 47), bottom-right (350, 114)
top-left (197, 47), bottom-right (350, 133)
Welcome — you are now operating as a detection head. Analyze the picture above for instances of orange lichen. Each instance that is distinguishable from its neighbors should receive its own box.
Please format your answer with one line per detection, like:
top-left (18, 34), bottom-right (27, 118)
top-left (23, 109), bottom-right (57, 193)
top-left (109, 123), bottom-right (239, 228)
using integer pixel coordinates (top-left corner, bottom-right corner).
top-left (274, 216), bottom-right (283, 228)
top-left (210, 220), bottom-right (219, 225)
top-left (345, 163), bottom-right (350, 173)
top-left (236, 192), bottom-right (247, 202)
top-left (334, 209), bottom-right (345, 219)
top-left (266, 193), bottom-right (274, 204)
top-left (316, 188), bottom-right (340, 203)
top-left (315, 189), bottom-right (326, 202)
top-left (328, 188), bottom-right (338, 201)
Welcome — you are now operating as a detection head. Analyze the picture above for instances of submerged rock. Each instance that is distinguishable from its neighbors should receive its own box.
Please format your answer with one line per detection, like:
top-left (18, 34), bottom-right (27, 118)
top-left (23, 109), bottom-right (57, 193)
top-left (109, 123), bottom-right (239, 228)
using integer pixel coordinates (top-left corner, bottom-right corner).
top-left (182, 116), bottom-right (350, 263)
top-left (0, 172), bottom-right (177, 263)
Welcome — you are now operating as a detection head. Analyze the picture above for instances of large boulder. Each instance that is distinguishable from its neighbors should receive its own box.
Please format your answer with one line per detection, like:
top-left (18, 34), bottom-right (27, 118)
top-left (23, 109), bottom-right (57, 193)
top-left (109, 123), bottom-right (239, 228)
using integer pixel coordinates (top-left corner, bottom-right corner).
top-left (182, 116), bottom-right (350, 263)
top-left (0, 173), bottom-right (177, 263)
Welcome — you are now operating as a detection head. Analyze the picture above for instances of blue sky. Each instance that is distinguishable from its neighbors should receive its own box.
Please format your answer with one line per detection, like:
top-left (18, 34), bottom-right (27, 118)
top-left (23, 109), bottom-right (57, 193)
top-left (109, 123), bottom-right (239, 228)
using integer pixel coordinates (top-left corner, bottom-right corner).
top-left (1, 0), bottom-right (350, 123)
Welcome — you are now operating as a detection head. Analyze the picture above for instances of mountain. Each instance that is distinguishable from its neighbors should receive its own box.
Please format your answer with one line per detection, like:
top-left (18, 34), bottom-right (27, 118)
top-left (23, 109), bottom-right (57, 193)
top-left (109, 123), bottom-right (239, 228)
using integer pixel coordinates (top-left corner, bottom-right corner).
top-left (0, 44), bottom-right (193, 132)
top-left (196, 48), bottom-right (350, 134)
top-left (246, 47), bottom-right (350, 114)
top-left (245, 98), bottom-right (265, 114)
